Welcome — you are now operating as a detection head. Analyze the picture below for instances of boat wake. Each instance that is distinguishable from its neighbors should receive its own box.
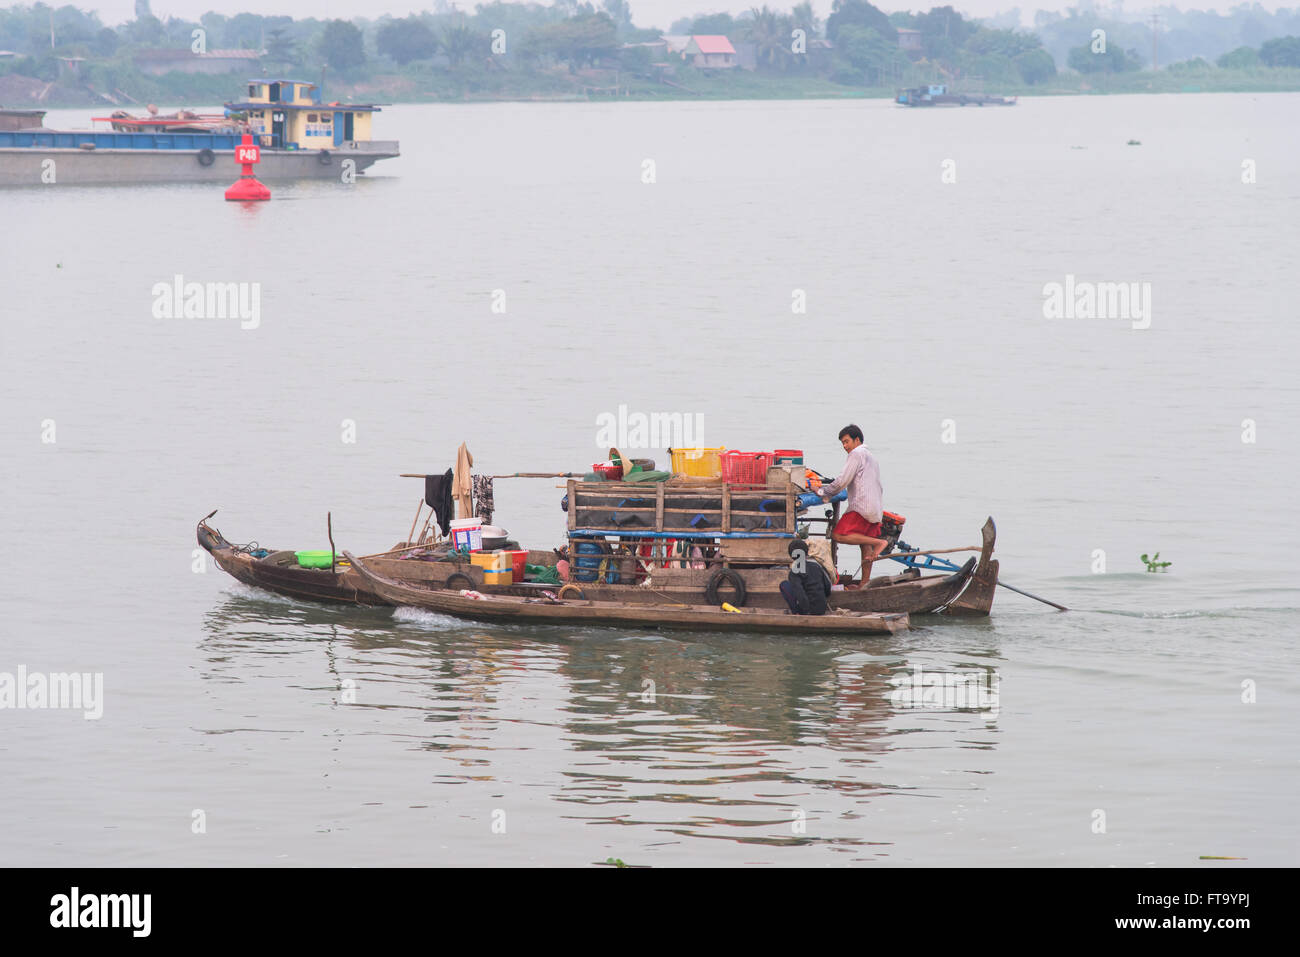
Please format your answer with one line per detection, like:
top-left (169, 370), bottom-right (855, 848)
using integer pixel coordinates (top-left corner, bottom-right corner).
top-left (1089, 606), bottom-right (1300, 620)
top-left (392, 606), bottom-right (464, 629)
top-left (220, 581), bottom-right (298, 607)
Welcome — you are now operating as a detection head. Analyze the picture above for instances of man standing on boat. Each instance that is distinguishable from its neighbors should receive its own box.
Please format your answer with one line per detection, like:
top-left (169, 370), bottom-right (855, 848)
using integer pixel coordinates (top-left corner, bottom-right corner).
top-left (819, 424), bottom-right (886, 588)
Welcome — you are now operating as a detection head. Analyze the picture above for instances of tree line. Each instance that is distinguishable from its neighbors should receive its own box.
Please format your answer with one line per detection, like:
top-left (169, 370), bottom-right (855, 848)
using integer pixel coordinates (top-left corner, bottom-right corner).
top-left (2, 0), bottom-right (1298, 97)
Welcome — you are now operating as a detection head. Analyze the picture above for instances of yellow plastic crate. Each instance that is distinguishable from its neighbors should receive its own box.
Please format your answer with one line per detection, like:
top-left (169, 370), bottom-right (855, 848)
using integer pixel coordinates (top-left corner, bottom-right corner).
top-left (483, 568), bottom-right (513, 586)
top-left (471, 550), bottom-right (510, 571)
top-left (670, 447), bottom-right (726, 478)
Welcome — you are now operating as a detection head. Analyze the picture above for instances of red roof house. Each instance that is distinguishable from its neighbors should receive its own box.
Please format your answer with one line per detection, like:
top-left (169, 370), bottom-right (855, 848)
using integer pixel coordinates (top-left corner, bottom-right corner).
top-left (684, 35), bottom-right (737, 69)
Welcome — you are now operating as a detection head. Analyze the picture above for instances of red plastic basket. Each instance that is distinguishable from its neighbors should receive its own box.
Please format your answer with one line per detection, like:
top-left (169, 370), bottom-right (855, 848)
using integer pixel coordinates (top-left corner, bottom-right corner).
top-left (721, 451), bottom-right (773, 485)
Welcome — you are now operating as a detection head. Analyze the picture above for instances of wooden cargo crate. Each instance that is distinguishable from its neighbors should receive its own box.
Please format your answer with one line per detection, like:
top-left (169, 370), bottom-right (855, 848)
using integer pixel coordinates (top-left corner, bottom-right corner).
top-left (566, 480), bottom-right (795, 536)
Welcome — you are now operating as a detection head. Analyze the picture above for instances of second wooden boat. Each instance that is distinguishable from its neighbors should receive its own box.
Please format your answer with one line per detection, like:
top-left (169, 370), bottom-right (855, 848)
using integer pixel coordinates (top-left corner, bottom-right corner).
top-left (198, 513), bottom-right (386, 606)
top-left (344, 552), bottom-right (909, 636)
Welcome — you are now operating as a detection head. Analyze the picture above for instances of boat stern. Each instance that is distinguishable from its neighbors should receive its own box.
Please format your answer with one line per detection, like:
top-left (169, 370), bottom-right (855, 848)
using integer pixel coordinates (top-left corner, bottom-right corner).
top-left (943, 517), bottom-right (998, 616)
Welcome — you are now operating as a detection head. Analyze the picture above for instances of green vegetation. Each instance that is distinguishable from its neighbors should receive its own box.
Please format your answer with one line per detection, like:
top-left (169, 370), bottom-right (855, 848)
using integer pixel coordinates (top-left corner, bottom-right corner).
top-left (319, 19), bottom-right (366, 70)
top-left (1, 1), bottom-right (1299, 107)
top-left (1068, 42), bottom-right (1141, 74)
top-left (1217, 46), bottom-right (1259, 70)
top-left (1260, 35), bottom-right (1300, 67)
top-left (1140, 553), bottom-right (1172, 573)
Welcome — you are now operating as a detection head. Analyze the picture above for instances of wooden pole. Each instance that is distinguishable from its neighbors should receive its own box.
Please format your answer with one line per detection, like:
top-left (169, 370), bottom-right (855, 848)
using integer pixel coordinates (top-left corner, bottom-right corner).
top-left (829, 499), bottom-right (840, 568)
top-left (399, 472), bottom-right (578, 479)
top-left (405, 498), bottom-right (423, 548)
top-left (884, 545), bottom-right (979, 560)
top-left (360, 542), bottom-right (439, 560)
top-left (327, 512), bottom-right (335, 573)
top-left (997, 581), bottom-right (1068, 612)
top-left (417, 507), bottom-right (435, 544)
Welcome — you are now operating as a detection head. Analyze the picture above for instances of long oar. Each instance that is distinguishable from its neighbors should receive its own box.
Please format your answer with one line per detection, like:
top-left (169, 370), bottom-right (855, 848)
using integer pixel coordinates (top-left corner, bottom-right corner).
top-left (399, 472), bottom-right (580, 479)
top-left (997, 580), bottom-right (1068, 611)
top-left (492, 472), bottom-right (582, 479)
top-left (857, 544), bottom-right (1069, 612)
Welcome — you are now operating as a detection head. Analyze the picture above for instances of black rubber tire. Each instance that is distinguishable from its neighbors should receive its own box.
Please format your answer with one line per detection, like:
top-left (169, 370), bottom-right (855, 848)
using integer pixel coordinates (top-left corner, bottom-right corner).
top-left (705, 569), bottom-right (746, 607)
top-left (318, 149), bottom-right (332, 165)
top-left (557, 584), bottom-right (586, 600)
top-left (445, 572), bottom-right (474, 591)
top-left (196, 148), bottom-right (215, 166)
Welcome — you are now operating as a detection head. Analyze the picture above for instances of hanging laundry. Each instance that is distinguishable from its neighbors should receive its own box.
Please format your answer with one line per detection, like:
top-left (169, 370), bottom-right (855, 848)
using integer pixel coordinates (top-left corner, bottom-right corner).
top-left (424, 469), bottom-right (454, 535)
top-left (453, 443), bottom-right (474, 520)
top-left (472, 474), bottom-right (495, 525)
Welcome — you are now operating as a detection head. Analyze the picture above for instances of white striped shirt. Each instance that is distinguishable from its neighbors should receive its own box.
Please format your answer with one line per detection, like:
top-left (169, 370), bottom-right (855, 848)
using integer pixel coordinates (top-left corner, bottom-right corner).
top-left (821, 445), bottom-right (883, 522)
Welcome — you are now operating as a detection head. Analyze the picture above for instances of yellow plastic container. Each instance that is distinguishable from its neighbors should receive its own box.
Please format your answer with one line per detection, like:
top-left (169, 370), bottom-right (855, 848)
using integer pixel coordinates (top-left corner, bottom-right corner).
top-left (471, 550), bottom-right (510, 571)
top-left (670, 447), bottom-right (726, 478)
top-left (483, 568), bottom-right (513, 586)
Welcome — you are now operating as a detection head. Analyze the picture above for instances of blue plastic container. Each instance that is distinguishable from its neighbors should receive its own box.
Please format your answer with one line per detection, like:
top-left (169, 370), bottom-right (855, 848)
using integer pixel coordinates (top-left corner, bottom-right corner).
top-left (572, 540), bottom-right (620, 583)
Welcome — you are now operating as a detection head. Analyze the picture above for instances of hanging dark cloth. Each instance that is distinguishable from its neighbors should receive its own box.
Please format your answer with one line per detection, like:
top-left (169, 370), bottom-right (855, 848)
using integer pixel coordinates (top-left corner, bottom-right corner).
top-left (472, 474), bottom-right (494, 525)
top-left (425, 469), bottom-right (454, 536)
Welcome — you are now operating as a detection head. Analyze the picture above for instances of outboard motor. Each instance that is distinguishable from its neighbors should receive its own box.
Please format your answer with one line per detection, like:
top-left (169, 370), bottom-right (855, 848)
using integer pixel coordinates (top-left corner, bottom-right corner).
top-left (880, 511), bottom-right (906, 555)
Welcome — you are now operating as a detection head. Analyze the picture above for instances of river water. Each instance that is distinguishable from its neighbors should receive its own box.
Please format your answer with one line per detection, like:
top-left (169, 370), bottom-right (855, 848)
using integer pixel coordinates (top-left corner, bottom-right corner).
top-left (2, 94), bottom-right (1297, 866)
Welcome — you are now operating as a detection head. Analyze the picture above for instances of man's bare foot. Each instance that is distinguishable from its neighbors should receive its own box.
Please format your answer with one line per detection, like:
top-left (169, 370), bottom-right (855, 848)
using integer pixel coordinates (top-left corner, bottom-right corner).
top-left (844, 581), bottom-right (864, 591)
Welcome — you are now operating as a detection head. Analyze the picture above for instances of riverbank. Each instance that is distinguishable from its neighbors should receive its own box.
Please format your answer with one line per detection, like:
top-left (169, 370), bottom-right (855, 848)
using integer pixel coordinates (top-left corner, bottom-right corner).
top-left (5, 64), bottom-right (1300, 108)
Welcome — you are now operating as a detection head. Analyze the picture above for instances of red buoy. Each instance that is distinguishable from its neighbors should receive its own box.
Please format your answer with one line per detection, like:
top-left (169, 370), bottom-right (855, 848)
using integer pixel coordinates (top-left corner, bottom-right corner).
top-left (224, 133), bottom-right (270, 201)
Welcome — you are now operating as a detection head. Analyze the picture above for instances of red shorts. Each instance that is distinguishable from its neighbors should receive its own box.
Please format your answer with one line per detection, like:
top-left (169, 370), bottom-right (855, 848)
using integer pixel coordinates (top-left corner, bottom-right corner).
top-left (833, 511), bottom-right (882, 539)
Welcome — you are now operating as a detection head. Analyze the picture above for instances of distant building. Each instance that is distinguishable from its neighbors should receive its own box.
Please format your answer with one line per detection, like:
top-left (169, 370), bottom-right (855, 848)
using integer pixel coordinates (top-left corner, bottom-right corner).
top-left (134, 49), bottom-right (263, 76)
top-left (897, 28), bottom-right (923, 52)
top-left (623, 39), bottom-right (668, 56)
top-left (661, 35), bottom-right (692, 55)
top-left (56, 56), bottom-right (85, 79)
top-left (684, 35), bottom-right (737, 69)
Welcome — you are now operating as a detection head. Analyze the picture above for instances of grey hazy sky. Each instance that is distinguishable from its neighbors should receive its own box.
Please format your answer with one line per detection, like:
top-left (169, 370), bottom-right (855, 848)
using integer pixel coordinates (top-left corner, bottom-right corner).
top-left (90, 1), bottom-right (1293, 31)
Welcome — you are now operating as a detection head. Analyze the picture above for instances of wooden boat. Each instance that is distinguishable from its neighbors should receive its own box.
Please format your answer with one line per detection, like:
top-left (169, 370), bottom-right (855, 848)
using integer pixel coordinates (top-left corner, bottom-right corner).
top-left (197, 512), bottom-right (386, 606)
top-left (344, 552), bottom-right (909, 636)
top-left (199, 503), bottom-right (996, 617)
top-left (559, 477), bottom-right (999, 616)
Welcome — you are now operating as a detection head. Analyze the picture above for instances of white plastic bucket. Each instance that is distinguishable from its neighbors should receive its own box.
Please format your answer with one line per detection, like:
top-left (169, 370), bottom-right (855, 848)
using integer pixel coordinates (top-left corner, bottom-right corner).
top-left (449, 518), bottom-right (483, 552)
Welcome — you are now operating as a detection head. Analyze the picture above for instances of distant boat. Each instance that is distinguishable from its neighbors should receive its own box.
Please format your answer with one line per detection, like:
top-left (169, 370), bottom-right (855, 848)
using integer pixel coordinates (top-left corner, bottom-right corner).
top-left (0, 77), bottom-right (399, 186)
top-left (895, 84), bottom-right (1017, 107)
